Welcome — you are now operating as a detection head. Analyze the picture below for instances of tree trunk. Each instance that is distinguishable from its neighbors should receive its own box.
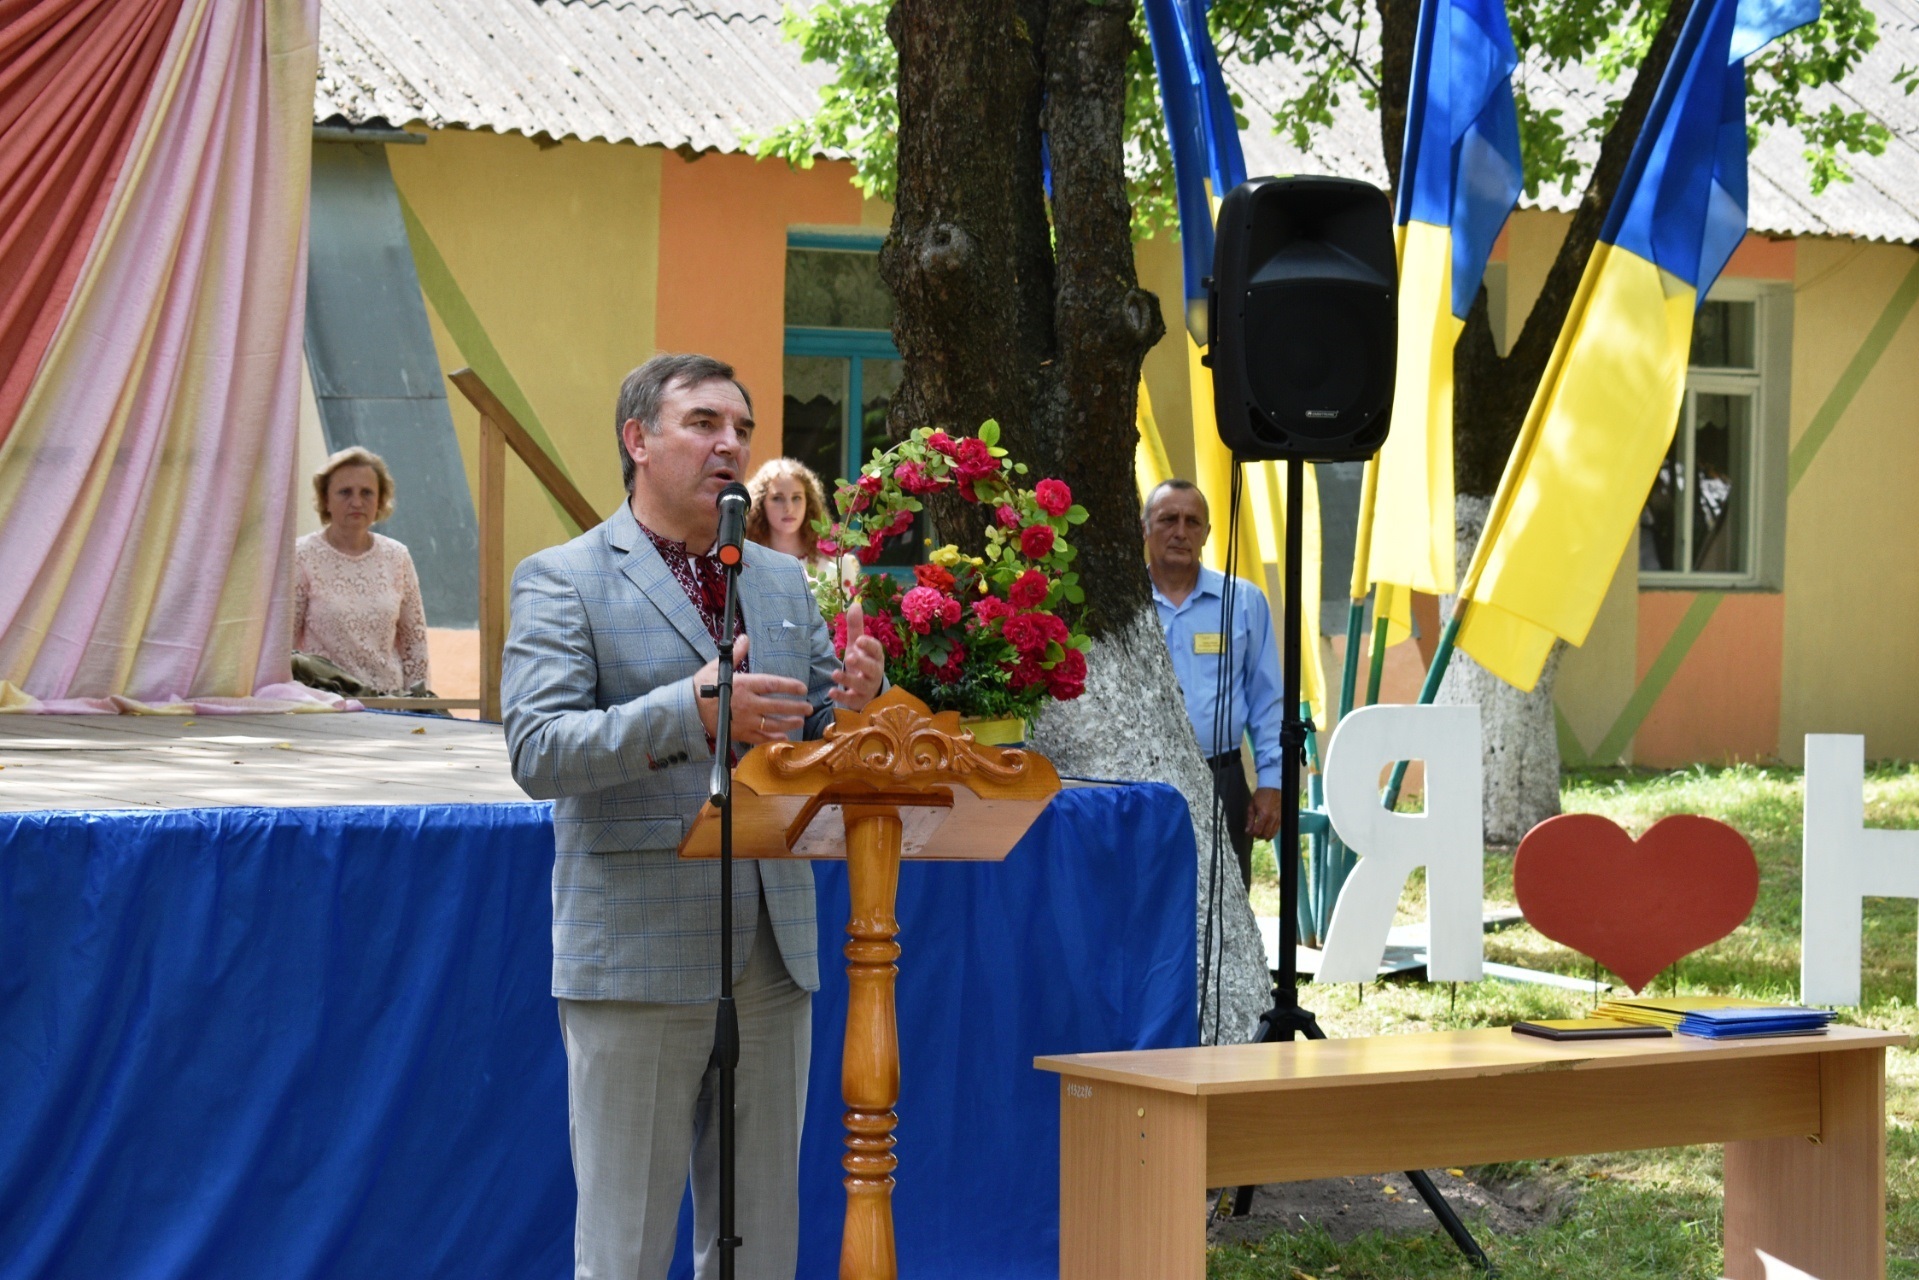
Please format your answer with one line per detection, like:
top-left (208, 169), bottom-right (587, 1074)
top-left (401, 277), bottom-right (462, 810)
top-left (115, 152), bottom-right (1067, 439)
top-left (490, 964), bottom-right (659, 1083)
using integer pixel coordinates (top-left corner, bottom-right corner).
top-left (1437, 495), bottom-right (1563, 845)
top-left (887, 0), bottom-right (1266, 1041)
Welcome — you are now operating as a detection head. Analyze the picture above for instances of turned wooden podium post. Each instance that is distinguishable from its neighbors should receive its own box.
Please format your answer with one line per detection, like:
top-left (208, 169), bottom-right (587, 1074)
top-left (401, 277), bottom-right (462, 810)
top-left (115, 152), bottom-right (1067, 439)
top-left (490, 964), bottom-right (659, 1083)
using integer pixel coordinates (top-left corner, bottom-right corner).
top-left (681, 688), bottom-right (1060, 1280)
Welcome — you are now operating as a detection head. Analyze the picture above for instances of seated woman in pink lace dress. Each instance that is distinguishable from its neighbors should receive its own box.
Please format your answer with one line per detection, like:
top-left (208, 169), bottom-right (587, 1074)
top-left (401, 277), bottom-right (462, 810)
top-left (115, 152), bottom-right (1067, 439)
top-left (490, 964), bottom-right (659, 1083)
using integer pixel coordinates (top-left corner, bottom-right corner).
top-left (292, 447), bottom-right (432, 698)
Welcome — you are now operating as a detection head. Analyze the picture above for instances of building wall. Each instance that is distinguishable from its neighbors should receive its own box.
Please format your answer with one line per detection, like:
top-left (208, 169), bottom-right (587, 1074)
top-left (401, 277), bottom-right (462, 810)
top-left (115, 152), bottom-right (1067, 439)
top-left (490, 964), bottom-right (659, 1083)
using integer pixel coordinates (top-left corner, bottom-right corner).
top-left (1778, 238), bottom-right (1919, 763)
top-left (1513, 212), bottom-right (1919, 766)
top-left (383, 129), bottom-right (875, 602)
top-left (386, 127), bottom-right (663, 581)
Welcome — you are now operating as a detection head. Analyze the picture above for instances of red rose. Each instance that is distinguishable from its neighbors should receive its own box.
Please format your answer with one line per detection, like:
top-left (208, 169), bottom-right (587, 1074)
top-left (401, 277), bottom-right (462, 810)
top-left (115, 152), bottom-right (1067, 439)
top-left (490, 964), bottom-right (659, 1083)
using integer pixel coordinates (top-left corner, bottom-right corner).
top-left (972, 596), bottom-right (1015, 625)
top-left (1045, 647), bottom-right (1086, 700)
top-left (894, 461), bottom-right (946, 496)
top-left (1001, 610), bottom-right (1067, 657)
top-left (920, 641), bottom-right (966, 683)
top-left (928, 431), bottom-right (958, 457)
top-left (817, 538), bottom-right (839, 556)
top-left (914, 563), bottom-right (956, 593)
top-left (1006, 654), bottom-right (1047, 692)
top-left (866, 607), bottom-right (905, 658)
top-left (1019, 524), bottom-right (1055, 559)
top-left (884, 508), bottom-right (915, 537)
top-left (952, 437), bottom-right (997, 482)
top-left (1009, 569), bottom-right (1049, 610)
top-left (995, 504), bottom-right (1020, 530)
top-left (1034, 478), bottom-right (1072, 516)
top-left (844, 489), bottom-right (871, 515)
top-left (858, 473), bottom-right (884, 493)
top-left (857, 543), bottom-right (883, 565)
top-left (900, 586), bottom-right (955, 635)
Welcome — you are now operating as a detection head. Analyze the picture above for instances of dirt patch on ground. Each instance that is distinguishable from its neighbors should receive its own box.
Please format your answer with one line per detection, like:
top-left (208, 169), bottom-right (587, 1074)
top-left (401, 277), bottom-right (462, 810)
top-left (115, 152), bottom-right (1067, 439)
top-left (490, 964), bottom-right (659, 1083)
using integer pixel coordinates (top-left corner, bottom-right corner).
top-left (1207, 1166), bottom-right (1580, 1248)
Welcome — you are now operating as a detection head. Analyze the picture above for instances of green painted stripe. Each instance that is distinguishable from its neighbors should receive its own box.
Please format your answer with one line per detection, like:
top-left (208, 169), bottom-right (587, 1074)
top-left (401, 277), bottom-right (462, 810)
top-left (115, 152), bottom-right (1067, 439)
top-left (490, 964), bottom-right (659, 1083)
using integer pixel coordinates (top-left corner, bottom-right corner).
top-left (1788, 255), bottom-right (1919, 494)
top-left (395, 190), bottom-right (585, 533)
top-left (1554, 704), bottom-right (1591, 768)
top-left (1590, 592), bottom-right (1723, 764)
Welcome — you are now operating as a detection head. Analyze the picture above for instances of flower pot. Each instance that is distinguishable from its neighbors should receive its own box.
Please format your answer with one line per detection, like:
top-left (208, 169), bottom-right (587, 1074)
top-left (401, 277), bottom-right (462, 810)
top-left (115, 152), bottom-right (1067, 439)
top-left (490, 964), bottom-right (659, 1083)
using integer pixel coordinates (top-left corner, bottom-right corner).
top-left (962, 716), bottom-right (1027, 747)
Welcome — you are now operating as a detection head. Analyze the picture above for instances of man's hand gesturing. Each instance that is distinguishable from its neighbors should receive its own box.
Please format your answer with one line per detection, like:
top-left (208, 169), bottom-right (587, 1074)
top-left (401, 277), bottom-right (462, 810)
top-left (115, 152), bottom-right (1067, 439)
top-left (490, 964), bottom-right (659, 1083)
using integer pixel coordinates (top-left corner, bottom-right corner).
top-left (830, 600), bottom-right (885, 712)
top-left (693, 635), bottom-right (811, 746)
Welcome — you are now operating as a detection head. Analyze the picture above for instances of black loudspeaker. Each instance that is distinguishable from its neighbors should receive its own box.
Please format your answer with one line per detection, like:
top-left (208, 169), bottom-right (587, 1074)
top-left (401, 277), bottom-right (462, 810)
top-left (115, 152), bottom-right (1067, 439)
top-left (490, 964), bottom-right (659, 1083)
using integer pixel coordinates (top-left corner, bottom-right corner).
top-left (1208, 175), bottom-right (1397, 462)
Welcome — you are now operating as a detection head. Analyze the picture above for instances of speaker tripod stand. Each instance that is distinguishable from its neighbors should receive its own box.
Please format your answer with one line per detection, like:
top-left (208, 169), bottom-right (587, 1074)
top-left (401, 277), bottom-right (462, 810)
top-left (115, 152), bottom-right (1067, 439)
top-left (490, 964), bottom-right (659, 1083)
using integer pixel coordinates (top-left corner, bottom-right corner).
top-left (1224, 459), bottom-right (1493, 1274)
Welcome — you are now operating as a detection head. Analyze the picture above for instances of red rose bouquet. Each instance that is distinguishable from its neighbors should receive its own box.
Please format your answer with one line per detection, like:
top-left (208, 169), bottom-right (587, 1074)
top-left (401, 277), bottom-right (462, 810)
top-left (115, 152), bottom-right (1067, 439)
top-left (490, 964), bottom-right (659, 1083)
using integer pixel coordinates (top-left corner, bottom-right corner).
top-left (813, 421), bottom-right (1091, 722)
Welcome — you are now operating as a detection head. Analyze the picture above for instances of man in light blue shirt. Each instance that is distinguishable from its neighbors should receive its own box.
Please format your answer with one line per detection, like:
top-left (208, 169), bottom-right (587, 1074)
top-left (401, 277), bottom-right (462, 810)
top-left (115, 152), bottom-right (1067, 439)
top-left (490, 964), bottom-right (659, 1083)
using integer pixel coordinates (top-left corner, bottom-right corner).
top-left (1145, 479), bottom-right (1284, 888)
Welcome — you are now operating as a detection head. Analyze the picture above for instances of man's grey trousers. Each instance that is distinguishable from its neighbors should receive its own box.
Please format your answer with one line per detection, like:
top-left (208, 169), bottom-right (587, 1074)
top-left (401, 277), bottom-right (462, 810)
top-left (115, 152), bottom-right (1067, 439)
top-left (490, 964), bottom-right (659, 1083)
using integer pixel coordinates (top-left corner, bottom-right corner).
top-left (560, 906), bottom-right (812, 1280)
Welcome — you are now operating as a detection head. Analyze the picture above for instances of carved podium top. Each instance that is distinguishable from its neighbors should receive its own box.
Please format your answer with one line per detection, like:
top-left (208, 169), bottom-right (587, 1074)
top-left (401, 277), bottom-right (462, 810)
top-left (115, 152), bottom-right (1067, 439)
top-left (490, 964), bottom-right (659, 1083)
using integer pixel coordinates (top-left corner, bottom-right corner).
top-left (679, 687), bottom-right (1062, 862)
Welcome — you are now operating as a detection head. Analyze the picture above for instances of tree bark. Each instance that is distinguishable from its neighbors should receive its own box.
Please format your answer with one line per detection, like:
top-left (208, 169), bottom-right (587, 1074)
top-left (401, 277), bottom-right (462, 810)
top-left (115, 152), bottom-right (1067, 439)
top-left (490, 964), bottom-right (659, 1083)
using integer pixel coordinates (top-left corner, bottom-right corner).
top-left (888, 0), bottom-right (1263, 1041)
top-left (1437, 495), bottom-right (1564, 844)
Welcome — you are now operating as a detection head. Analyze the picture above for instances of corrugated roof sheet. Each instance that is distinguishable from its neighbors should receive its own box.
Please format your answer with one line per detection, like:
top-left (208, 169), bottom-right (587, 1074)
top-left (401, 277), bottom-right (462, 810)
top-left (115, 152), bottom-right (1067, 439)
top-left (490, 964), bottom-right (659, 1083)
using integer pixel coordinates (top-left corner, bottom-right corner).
top-left (316, 0), bottom-right (1919, 242)
top-left (315, 0), bottom-right (828, 152)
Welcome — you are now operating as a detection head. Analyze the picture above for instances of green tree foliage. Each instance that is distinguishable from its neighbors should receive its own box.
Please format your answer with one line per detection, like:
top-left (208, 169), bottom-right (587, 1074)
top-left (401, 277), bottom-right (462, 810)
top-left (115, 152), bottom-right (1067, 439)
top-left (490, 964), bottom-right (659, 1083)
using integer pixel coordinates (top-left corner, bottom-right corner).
top-left (752, 0), bottom-right (1887, 217)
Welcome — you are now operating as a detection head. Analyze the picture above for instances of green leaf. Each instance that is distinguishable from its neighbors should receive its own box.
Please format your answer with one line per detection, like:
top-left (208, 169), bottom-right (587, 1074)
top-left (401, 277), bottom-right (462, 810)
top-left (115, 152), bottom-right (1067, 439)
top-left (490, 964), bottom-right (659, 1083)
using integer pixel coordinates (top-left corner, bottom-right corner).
top-left (984, 543), bottom-right (1002, 561)
top-left (978, 419), bottom-right (1001, 447)
top-left (1064, 585), bottom-right (1086, 604)
top-left (1066, 505), bottom-right (1089, 525)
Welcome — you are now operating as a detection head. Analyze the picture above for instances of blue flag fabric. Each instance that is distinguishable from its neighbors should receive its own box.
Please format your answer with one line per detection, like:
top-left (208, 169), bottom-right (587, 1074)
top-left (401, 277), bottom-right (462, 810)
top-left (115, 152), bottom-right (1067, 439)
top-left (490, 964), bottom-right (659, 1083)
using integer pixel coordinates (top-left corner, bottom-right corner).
top-left (1142, 0), bottom-right (1247, 339)
top-left (1394, 0), bottom-right (1523, 317)
top-left (1602, 0), bottom-right (1821, 300)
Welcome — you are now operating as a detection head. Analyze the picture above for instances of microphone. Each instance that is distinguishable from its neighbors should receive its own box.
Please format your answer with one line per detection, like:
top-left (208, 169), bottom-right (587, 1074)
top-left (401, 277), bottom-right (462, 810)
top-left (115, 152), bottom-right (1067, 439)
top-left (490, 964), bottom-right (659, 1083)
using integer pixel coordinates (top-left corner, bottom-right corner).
top-left (715, 481), bottom-right (750, 568)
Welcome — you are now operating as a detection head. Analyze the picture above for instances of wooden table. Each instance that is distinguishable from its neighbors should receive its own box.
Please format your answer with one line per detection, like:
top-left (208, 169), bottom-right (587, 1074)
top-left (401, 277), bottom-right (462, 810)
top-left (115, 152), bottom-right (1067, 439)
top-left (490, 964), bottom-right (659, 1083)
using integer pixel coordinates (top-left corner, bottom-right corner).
top-left (1037, 1025), bottom-right (1904, 1280)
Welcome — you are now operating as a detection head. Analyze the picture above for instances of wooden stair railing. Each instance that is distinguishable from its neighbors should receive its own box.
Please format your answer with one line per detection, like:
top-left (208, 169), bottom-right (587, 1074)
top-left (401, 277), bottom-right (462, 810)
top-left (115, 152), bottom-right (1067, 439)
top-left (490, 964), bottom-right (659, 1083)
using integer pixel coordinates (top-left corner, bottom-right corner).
top-left (449, 368), bottom-right (601, 721)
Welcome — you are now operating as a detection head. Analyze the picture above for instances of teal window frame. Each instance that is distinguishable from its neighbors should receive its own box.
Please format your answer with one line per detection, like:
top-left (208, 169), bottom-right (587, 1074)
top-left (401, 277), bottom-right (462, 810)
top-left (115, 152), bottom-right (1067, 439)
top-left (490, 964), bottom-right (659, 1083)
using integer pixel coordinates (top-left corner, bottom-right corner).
top-left (782, 326), bottom-right (901, 471)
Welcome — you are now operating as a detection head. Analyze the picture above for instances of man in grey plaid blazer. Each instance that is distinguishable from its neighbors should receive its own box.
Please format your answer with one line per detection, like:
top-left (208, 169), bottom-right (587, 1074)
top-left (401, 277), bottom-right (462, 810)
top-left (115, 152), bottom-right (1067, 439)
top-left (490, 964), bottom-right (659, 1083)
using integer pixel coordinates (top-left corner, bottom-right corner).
top-left (503, 354), bottom-right (885, 1280)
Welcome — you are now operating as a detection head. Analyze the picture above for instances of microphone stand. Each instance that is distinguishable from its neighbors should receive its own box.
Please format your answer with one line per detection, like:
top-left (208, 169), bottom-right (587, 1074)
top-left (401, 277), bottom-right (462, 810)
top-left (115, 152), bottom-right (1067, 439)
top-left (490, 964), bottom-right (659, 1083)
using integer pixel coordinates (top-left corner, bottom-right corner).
top-left (705, 559), bottom-right (745, 1280)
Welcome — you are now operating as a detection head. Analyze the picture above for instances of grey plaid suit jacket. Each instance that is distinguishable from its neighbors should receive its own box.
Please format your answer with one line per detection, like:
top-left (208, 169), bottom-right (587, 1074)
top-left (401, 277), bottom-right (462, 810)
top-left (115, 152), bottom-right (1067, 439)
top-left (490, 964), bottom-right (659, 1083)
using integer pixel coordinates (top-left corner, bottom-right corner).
top-left (502, 502), bottom-right (837, 1004)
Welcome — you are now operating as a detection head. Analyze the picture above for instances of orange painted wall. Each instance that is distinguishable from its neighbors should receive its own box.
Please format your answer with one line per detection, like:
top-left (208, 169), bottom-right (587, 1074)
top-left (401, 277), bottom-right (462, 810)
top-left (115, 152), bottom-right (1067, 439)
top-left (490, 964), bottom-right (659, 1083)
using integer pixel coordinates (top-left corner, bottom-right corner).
top-left (1633, 592), bottom-right (1785, 766)
top-left (1721, 234), bottom-right (1795, 280)
top-left (655, 151), bottom-right (865, 464)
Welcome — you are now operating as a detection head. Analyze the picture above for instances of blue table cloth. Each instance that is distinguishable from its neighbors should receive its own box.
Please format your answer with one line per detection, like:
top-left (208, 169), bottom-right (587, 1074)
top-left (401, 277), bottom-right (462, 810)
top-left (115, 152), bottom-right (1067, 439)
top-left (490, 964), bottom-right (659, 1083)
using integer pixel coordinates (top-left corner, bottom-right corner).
top-left (0, 783), bottom-right (1195, 1279)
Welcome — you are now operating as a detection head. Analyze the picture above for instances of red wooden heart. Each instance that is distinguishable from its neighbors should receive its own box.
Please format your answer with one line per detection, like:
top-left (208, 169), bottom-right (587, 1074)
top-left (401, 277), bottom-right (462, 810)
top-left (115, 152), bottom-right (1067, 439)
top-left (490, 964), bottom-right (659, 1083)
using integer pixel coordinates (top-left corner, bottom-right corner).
top-left (1512, 813), bottom-right (1758, 993)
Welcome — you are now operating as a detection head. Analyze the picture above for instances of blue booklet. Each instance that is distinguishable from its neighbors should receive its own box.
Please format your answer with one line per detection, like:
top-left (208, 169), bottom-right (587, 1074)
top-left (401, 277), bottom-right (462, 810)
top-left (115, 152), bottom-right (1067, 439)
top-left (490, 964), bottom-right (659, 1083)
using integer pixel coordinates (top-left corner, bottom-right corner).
top-left (1675, 1006), bottom-right (1832, 1038)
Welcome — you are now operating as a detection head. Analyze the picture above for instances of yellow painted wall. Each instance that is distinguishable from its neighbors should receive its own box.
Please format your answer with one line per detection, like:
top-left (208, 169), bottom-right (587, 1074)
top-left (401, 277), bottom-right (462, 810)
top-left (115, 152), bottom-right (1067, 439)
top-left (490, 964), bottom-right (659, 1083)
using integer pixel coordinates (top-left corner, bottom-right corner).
top-left (1778, 239), bottom-right (1919, 763)
top-left (387, 127), bottom-right (661, 583)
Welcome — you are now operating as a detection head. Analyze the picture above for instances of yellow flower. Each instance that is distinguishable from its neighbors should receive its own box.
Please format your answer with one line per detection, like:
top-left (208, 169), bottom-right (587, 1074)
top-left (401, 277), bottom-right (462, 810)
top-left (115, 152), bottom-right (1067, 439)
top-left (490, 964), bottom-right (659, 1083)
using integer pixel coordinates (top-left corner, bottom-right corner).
top-left (929, 544), bottom-right (964, 567)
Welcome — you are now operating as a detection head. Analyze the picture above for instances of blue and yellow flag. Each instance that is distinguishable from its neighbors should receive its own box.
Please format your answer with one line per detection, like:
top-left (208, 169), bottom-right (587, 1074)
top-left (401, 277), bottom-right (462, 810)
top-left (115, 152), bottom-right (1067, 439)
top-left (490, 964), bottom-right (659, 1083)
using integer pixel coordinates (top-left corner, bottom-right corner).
top-left (1355, 0), bottom-right (1522, 624)
top-left (1143, 0), bottom-right (1327, 717)
top-left (1455, 0), bottom-right (1818, 691)
top-left (1141, 0), bottom-right (1246, 343)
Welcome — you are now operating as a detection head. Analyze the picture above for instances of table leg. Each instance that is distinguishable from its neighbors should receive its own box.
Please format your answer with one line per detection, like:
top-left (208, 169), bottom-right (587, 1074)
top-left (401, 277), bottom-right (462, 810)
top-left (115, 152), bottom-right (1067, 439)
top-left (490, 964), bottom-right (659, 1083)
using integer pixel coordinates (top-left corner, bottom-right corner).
top-left (1724, 1047), bottom-right (1885, 1280)
top-left (840, 808), bottom-right (902, 1280)
top-left (1058, 1079), bottom-right (1206, 1280)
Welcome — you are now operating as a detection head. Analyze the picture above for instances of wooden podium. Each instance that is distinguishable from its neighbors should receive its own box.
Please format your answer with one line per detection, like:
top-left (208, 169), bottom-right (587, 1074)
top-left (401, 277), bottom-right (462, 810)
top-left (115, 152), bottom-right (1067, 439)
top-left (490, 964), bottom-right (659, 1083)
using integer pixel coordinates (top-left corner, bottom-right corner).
top-left (680, 687), bottom-right (1061, 1280)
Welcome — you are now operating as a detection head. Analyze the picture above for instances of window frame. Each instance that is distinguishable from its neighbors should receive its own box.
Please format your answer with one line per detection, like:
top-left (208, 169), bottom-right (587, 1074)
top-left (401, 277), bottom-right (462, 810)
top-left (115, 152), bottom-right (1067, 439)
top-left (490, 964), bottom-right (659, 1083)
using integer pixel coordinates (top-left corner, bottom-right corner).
top-left (1638, 278), bottom-right (1791, 592)
top-left (781, 227), bottom-right (902, 477)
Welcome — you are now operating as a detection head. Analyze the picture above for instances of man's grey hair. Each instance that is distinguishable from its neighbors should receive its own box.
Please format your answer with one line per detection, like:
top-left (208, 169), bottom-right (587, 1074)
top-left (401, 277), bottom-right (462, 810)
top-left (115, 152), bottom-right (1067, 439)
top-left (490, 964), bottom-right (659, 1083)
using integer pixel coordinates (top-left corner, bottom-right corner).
top-left (1142, 477), bottom-right (1205, 523)
top-left (614, 353), bottom-right (754, 494)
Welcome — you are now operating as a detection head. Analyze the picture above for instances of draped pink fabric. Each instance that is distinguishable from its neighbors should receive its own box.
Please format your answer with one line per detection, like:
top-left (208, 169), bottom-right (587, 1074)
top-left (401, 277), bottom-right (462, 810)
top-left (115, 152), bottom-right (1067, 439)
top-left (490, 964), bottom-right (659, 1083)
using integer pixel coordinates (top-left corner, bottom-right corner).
top-left (0, 0), bottom-right (324, 706)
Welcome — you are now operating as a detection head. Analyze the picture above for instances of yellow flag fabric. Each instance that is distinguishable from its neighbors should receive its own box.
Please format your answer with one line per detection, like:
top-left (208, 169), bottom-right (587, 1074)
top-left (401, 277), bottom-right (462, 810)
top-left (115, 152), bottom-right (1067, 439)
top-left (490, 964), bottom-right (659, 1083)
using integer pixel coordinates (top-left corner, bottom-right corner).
top-left (1364, 220), bottom-right (1461, 600)
top-left (1457, 243), bottom-right (1695, 690)
top-left (1135, 377), bottom-right (1174, 495)
top-left (1187, 336), bottom-right (1329, 720)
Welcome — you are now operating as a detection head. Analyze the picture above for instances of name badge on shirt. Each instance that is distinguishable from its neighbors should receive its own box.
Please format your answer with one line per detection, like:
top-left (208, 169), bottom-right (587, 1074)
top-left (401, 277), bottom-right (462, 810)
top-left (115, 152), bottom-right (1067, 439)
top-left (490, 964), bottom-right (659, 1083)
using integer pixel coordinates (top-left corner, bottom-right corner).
top-left (1192, 632), bottom-right (1224, 655)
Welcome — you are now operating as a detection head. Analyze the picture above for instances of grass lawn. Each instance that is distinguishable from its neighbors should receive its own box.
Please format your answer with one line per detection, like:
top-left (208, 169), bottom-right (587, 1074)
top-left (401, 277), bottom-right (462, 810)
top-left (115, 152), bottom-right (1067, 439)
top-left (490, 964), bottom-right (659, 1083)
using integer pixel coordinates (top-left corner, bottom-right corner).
top-left (1218, 761), bottom-right (1919, 1279)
